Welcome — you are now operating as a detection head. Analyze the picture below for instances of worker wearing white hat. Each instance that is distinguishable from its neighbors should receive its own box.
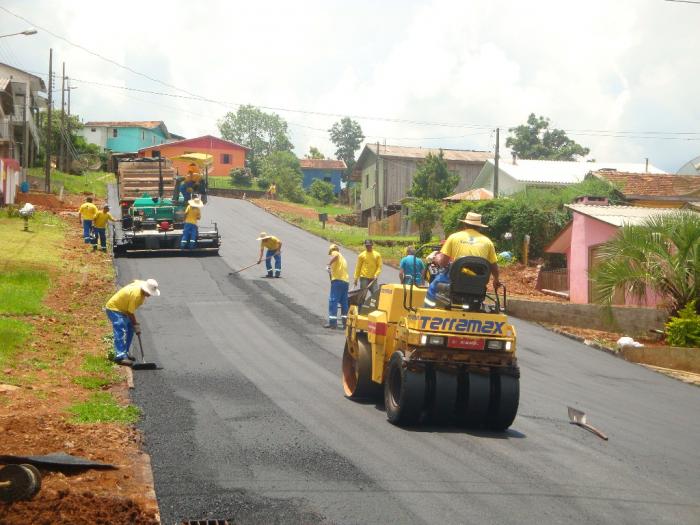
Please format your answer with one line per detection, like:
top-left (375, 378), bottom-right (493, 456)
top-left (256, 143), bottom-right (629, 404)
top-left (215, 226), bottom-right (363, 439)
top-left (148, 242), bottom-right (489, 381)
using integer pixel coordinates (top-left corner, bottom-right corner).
top-left (105, 279), bottom-right (160, 364)
top-left (257, 232), bottom-right (282, 278)
top-left (180, 197), bottom-right (204, 250)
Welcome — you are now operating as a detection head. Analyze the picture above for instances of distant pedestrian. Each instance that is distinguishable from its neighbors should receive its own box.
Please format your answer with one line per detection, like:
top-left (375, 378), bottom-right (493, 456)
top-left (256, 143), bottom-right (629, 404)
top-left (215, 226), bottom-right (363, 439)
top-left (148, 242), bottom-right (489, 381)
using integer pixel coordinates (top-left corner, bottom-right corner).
top-left (257, 232), bottom-right (282, 278)
top-left (92, 205), bottom-right (116, 252)
top-left (180, 197), bottom-right (204, 250)
top-left (78, 196), bottom-right (98, 244)
top-left (267, 182), bottom-right (277, 200)
top-left (353, 239), bottom-right (382, 294)
top-left (105, 279), bottom-right (160, 364)
top-left (324, 244), bottom-right (349, 329)
top-left (399, 245), bottom-right (425, 285)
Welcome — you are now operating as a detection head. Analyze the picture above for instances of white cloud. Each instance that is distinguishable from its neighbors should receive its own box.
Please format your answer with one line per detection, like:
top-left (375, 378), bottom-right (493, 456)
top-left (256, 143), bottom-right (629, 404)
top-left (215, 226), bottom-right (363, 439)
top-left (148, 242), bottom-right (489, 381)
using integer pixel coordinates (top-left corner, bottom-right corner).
top-left (1, 0), bottom-right (699, 171)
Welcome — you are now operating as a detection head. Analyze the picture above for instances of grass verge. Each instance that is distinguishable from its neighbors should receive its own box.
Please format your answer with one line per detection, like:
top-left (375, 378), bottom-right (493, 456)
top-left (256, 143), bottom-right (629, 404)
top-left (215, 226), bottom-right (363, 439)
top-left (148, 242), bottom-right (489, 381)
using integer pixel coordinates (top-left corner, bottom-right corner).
top-left (28, 167), bottom-right (115, 198)
top-left (0, 270), bottom-right (50, 315)
top-left (72, 354), bottom-right (121, 390)
top-left (0, 318), bottom-right (33, 368)
top-left (67, 392), bottom-right (140, 424)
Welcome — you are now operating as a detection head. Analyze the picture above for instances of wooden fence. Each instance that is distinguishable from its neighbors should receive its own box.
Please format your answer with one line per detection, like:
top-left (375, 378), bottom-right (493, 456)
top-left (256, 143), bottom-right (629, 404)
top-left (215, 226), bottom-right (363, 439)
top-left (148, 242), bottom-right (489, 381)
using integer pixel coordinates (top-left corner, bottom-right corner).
top-left (535, 267), bottom-right (568, 292)
top-left (368, 212), bottom-right (418, 236)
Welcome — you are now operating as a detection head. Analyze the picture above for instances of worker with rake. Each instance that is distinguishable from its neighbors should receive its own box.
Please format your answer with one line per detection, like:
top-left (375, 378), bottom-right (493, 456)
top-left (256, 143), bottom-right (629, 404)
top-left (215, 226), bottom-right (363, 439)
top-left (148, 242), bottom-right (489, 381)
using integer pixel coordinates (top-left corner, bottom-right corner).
top-left (105, 279), bottom-right (160, 364)
top-left (257, 232), bottom-right (282, 278)
top-left (180, 197), bottom-right (204, 250)
top-left (324, 244), bottom-right (349, 329)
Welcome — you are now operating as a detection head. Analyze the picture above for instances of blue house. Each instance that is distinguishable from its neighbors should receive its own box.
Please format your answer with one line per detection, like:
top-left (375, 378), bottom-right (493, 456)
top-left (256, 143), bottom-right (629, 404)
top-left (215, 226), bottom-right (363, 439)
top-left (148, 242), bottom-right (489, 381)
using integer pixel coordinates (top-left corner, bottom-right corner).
top-left (299, 158), bottom-right (346, 194)
top-left (80, 121), bottom-right (176, 153)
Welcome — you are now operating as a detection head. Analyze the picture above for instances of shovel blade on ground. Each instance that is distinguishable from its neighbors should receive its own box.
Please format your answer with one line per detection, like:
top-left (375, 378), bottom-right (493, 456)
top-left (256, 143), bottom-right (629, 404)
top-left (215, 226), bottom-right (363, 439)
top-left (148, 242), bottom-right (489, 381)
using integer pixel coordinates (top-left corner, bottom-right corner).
top-left (568, 406), bottom-right (587, 425)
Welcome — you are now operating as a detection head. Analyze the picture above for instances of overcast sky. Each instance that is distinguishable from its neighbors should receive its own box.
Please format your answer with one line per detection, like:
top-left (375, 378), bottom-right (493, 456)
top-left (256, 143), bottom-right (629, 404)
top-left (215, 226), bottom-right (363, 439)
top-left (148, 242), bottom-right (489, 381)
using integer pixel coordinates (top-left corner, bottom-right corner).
top-left (1, 0), bottom-right (699, 172)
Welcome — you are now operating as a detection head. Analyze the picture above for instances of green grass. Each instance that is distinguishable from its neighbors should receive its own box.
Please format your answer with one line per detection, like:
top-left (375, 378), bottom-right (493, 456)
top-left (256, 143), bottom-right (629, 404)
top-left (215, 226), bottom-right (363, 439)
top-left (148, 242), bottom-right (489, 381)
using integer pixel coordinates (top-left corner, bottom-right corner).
top-left (207, 177), bottom-right (264, 191)
top-left (0, 211), bottom-right (65, 267)
top-left (73, 375), bottom-right (112, 389)
top-left (67, 392), bottom-right (140, 424)
top-left (72, 354), bottom-right (120, 390)
top-left (28, 168), bottom-right (115, 198)
top-left (0, 270), bottom-right (50, 315)
top-left (0, 318), bottom-right (33, 368)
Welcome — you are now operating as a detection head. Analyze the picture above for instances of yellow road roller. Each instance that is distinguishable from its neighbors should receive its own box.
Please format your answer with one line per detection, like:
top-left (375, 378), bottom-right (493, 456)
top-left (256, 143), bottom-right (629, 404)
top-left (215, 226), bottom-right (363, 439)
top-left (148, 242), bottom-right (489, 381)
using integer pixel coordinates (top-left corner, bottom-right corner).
top-left (343, 253), bottom-right (519, 430)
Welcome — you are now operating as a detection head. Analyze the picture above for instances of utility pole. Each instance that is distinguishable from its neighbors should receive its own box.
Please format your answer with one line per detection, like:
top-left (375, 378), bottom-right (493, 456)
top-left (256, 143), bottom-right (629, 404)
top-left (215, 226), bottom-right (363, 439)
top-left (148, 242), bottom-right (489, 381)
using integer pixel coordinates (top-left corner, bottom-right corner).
top-left (44, 48), bottom-right (53, 193)
top-left (22, 80), bottom-right (30, 177)
top-left (374, 141), bottom-right (380, 220)
top-left (493, 127), bottom-right (500, 197)
top-left (59, 62), bottom-right (66, 172)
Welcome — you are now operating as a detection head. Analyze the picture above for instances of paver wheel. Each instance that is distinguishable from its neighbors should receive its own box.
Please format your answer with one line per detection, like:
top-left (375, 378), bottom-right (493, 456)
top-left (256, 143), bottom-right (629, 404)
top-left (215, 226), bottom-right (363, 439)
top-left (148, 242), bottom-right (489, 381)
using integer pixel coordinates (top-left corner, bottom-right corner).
top-left (428, 368), bottom-right (458, 424)
top-left (486, 374), bottom-right (520, 431)
top-left (343, 335), bottom-right (382, 399)
top-left (458, 372), bottom-right (490, 427)
top-left (385, 352), bottom-right (426, 426)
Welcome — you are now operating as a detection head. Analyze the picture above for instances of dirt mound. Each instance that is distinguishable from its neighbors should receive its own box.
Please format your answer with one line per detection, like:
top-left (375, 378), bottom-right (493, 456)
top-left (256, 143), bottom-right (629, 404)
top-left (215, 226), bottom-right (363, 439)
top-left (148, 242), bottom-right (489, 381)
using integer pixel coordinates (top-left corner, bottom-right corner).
top-left (15, 192), bottom-right (88, 212)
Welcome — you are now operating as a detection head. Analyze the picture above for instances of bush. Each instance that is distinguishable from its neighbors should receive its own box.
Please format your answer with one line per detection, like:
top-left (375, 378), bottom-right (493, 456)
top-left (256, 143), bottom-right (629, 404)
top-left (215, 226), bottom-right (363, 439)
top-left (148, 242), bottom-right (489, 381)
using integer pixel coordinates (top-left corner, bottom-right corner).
top-left (665, 301), bottom-right (700, 348)
top-left (229, 167), bottom-right (252, 187)
top-left (308, 179), bottom-right (336, 205)
top-left (409, 198), bottom-right (442, 243)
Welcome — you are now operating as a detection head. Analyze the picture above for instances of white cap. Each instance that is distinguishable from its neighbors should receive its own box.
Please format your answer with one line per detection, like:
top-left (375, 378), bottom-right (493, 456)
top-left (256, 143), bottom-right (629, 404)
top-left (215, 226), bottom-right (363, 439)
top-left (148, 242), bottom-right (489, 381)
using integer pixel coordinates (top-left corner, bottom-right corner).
top-left (140, 278), bottom-right (161, 297)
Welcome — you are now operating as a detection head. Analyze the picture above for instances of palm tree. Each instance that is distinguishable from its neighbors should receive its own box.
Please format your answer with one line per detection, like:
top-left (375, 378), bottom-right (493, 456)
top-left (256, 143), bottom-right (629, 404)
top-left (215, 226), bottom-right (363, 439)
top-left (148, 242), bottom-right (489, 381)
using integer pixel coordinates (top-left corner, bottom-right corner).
top-left (590, 212), bottom-right (700, 315)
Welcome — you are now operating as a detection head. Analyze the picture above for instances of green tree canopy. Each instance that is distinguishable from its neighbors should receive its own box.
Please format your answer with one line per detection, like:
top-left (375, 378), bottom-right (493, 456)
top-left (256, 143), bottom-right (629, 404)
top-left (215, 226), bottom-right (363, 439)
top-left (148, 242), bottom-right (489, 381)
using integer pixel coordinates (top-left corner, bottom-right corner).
top-left (305, 146), bottom-right (325, 159)
top-left (328, 117), bottom-right (364, 181)
top-left (506, 114), bottom-right (590, 161)
top-left (409, 198), bottom-right (442, 243)
top-left (590, 212), bottom-right (700, 316)
top-left (408, 150), bottom-right (459, 200)
top-left (260, 151), bottom-right (305, 203)
top-left (218, 105), bottom-right (293, 176)
top-left (308, 179), bottom-right (336, 205)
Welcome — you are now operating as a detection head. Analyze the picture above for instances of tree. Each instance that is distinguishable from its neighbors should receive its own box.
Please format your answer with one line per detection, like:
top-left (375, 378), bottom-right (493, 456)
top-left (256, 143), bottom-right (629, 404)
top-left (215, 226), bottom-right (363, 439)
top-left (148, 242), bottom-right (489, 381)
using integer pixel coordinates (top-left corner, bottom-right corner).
top-left (305, 146), bottom-right (325, 159)
top-left (308, 179), bottom-right (335, 205)
top-left (590, 213), bottom-right (700, 315)
top-left (408, 150), bottom-right (459, 200)
top-left (328, 117), bottom-right (364, 181)
top-left (506, 114), bottom-right (590, 161)
top-left (218, 105), bottom-right (293, 176)
top-left (260, 151), bottom-right (305, 203)
top-left (409, 198), bottom-right (442, 243)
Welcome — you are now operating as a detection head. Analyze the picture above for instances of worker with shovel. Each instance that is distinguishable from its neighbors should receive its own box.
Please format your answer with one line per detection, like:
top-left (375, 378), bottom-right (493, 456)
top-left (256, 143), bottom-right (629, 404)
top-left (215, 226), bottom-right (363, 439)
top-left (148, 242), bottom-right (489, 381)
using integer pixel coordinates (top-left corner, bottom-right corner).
top-left (353, 239), bottom-right (382, 294)
top-left (105, 279), bottom-right (160, 364)
top-left (324, 244), bottom-right (349, 329)
top-left (257, 232), bottom-right (282, 278)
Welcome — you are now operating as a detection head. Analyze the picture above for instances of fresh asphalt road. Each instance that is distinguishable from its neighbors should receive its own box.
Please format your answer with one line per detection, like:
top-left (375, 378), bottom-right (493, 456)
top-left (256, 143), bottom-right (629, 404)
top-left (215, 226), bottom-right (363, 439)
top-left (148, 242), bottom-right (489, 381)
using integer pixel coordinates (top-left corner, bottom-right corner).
top-left (114, 196), bottom-right (700, 525)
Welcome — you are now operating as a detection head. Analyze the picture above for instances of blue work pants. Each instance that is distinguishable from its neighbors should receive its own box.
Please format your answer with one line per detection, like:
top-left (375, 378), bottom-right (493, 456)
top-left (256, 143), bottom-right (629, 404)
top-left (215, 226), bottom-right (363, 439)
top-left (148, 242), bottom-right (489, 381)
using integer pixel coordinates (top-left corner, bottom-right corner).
top-left (82, 220), bottom-right (93, 243)
top-left (92, 227), bottom-right (107, 250)
top-left (328, 280), bottom-right (349, 327)
top-left (106, 309), bottom-right (134, 360)
top-left (265, 249), bottom-right (281, 277)
top-left (181, 223), bottom-right (198, 249)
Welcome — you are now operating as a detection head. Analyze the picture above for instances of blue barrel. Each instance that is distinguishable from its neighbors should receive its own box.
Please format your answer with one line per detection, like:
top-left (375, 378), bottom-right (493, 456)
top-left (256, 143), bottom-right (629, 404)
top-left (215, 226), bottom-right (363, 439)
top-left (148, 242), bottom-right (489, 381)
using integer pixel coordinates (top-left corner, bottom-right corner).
top-left (20, 181), bottom-right (29, 193)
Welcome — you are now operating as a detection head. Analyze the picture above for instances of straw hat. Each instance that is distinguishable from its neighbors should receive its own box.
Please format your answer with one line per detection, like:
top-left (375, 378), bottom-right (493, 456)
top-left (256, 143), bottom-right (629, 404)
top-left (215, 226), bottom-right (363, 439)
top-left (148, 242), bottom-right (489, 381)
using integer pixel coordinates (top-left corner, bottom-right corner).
top-left (460, 212), bottom-right (488, 228)
top-left (140, 278), bottom-right (161, 297)
top-left (256, 232), bottom-right (272, 241)
top-left (188, 197), bottom-right (204, 208)
top-left (328, 243), bottom-right (339, 255)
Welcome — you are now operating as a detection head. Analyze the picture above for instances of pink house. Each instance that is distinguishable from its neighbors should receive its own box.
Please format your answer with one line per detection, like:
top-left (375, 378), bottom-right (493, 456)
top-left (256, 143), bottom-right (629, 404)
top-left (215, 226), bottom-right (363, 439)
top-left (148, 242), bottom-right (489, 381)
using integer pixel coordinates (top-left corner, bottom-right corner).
top-left (545, 202), bottom-right (685, 306)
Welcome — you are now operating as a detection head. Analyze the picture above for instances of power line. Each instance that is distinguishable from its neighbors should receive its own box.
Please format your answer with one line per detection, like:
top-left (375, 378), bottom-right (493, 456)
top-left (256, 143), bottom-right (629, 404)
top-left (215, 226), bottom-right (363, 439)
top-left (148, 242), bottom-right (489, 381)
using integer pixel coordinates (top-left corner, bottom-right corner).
top-left (664, 0), bottom-right (700, 4)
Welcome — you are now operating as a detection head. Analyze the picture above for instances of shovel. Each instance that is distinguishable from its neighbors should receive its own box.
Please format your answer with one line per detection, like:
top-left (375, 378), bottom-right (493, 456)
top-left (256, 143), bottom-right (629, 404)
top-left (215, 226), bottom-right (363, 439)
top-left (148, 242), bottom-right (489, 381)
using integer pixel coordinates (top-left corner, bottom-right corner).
top-left (132, 333), bottom-right (158, 370)
top-left (568, 406), bottom-right (608, 441)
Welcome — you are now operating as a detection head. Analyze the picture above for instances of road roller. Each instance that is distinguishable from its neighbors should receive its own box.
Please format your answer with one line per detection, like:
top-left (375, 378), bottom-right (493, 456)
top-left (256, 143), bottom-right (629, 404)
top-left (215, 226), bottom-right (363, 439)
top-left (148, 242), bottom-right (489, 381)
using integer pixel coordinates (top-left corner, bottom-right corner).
top-left (343, 252), bottom-right (519, 430)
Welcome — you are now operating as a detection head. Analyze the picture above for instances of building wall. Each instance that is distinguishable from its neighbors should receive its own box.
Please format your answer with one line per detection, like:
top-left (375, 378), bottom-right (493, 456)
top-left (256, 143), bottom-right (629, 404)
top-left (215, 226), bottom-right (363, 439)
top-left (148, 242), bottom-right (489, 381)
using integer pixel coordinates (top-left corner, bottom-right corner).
top-left (79, 126), bottom-right (108, 149)
top-left (301, 168), bottom-right (342, 194)
top-left (569, 213), bottom-right (618, 304)
top-left (471, 163), bottom-right (523, 195)
top-left (105, 127), bottom-right (169, 153)
top-left (139, 141), bottom-right (246, 177)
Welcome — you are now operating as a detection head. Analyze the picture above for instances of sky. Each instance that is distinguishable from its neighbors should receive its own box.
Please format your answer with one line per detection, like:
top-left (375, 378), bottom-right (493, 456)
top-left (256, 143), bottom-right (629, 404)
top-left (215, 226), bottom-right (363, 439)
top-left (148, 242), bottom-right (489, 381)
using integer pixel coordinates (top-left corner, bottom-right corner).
top-left (1, 0), bottom-right (699, 172)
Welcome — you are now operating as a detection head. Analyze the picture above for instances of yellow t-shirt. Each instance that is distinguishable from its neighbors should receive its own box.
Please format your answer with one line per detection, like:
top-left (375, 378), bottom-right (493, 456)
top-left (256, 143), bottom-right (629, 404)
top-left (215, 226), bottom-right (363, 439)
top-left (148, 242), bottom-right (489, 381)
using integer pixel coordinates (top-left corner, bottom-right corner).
top-left (105, 281), bottom-right (146, 315)
top-left (354, 249), bottom-right (382, 280)
top-left (261, 236), bottom-right (281, 250)
top-left (78, 202), bottom-right (98, 220)
top-left (93, 211), bottom-right (115, 228)
top-left (330, 252), bottom-right (349, 282)
top-left (441, 228), bottom-right (497, 264)
top-left (184, 205), bottom-right (201, 224)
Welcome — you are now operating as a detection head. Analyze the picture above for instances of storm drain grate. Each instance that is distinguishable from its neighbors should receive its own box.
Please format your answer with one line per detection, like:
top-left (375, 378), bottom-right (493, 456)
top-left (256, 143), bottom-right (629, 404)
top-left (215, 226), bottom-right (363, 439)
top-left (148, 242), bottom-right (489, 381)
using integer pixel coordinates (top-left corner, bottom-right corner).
top-left (180, 520), bottom-right (230, 525)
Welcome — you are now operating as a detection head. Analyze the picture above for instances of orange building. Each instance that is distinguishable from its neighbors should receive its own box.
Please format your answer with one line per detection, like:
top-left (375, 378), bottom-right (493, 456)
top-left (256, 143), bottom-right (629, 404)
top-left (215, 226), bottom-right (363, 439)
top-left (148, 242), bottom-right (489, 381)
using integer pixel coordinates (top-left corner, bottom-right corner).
top-left (138, 135), bottom-right (248, 177)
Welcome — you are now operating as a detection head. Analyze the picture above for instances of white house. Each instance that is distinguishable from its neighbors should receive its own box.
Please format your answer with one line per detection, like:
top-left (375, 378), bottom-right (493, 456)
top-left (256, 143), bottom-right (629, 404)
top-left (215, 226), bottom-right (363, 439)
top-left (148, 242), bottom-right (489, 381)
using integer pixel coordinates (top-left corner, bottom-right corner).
top-left (472, 158), bottom-right (666, 196)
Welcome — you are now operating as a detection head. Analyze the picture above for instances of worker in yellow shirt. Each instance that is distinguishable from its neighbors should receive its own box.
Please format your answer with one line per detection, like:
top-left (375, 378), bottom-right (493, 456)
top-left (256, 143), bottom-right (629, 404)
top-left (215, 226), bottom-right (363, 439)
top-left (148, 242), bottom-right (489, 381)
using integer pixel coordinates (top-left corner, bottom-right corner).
top-left (324, 244), bottom-right (349, 329)
top-left (353, 239), bottom-right (382, 294)
top-left (105, 278), bottom-right (160, 364)
top-left (267, 182), bottom-right (277, 200)
top-left (180, 197), bottom-right (203, 249)
top-left (256, 232), bottom-right (282, 278)
top-left (91, 205), bottom-right (116, 252)
top-left (78, 196), bottom-right (98, 244)
top-left (440, 211), bottom-right (500, 290)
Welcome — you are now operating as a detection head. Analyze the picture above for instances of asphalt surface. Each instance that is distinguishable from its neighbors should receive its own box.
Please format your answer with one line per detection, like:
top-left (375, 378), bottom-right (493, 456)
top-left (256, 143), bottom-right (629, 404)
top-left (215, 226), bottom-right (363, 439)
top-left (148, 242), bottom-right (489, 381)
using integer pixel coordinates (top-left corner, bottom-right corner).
top-left (113, 195), bottom-right (700, 525)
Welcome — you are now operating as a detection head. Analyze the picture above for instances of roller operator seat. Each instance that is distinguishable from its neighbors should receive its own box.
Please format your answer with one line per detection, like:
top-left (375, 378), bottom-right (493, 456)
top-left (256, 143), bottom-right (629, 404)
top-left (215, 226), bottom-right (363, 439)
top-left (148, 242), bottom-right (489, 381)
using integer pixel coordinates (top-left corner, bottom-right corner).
top-left (435, 256), bottom-right (491, 311)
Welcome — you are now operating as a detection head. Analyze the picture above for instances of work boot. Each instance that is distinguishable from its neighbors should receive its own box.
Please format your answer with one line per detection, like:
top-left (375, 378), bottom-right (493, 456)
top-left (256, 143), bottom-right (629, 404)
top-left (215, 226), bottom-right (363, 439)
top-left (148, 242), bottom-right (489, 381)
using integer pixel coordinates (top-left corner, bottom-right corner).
top-left (274, 274), bottom-right (281, 278)
top-left (323, 323), bottom-right (337, 329)
top-left (263, 274), bottom-right (273, 278)
top-left (114, 356), bottom-right (134, 366)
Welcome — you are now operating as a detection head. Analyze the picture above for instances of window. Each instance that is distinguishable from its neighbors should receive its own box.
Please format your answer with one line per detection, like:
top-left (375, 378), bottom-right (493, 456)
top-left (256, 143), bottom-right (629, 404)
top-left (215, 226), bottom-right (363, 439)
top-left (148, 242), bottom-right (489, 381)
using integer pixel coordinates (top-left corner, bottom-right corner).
top-left (221, 153), bottom-right (231, 164)
top-left (152, 136), bottom-right (156, 144)
top-left (112, 128), bottom-right (118, 138)
top-left (90, 127), bottom-right (96, 132)
top-left (141, 130), bottom-right (145, 140)
top-left (151, 150), bottom-right (161, 158)
top-left (324, 177), bottom-right (331, 183)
